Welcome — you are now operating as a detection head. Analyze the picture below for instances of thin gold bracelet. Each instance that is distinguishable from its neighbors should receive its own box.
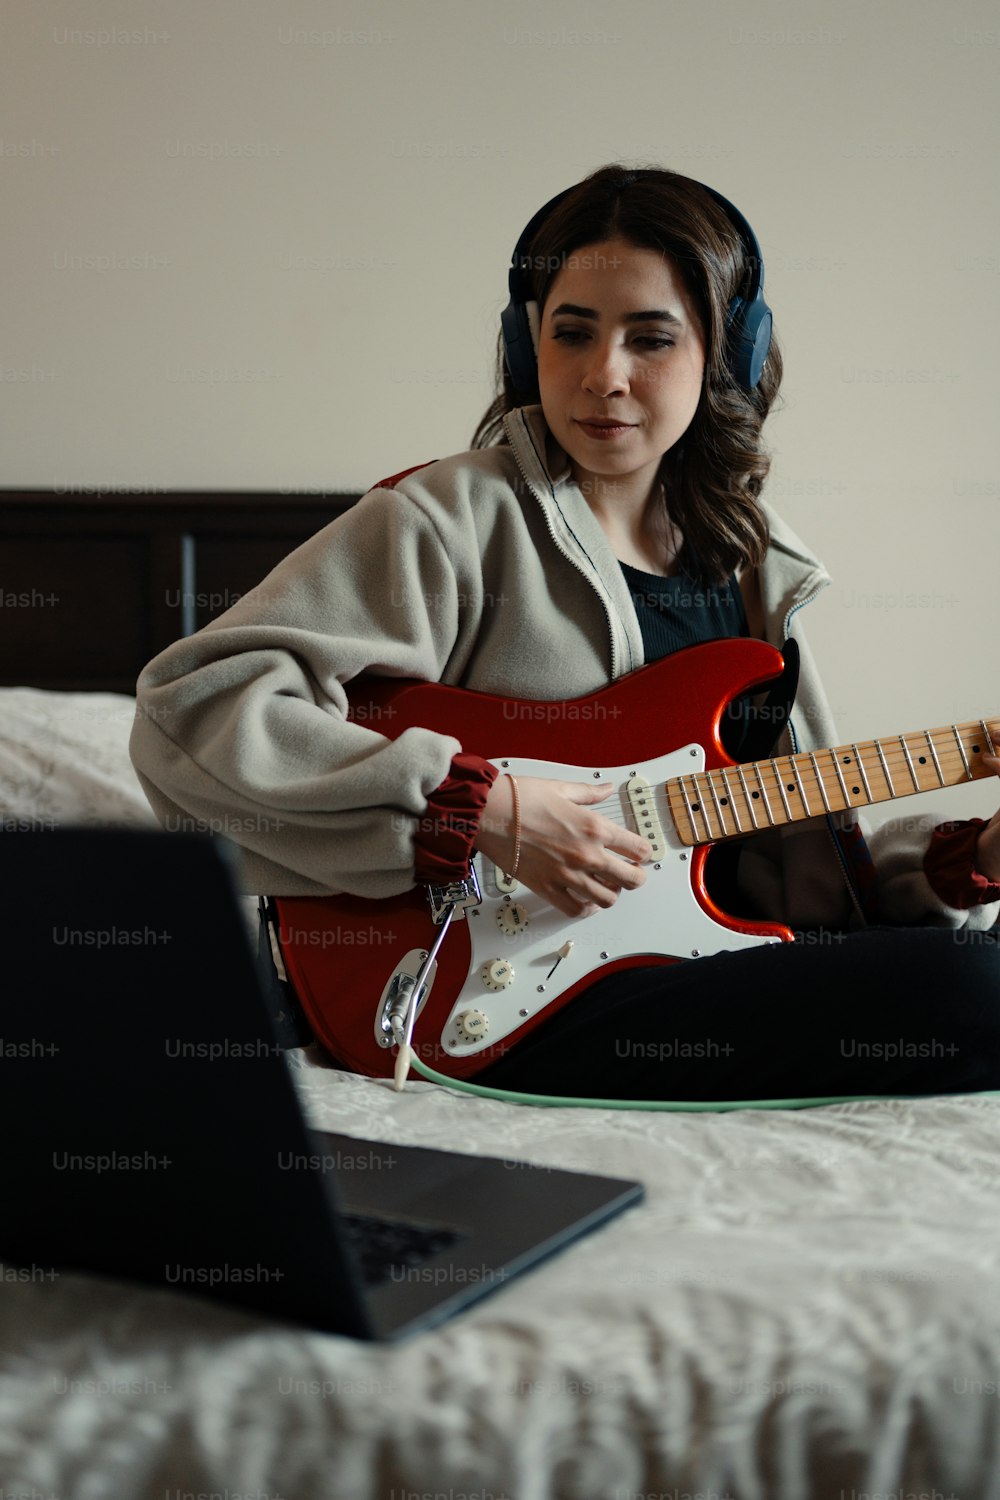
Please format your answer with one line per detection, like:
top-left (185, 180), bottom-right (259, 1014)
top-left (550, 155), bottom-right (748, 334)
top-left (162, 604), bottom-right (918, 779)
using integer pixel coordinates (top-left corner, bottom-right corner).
top-left (504, 772), bottom-right (521, 883)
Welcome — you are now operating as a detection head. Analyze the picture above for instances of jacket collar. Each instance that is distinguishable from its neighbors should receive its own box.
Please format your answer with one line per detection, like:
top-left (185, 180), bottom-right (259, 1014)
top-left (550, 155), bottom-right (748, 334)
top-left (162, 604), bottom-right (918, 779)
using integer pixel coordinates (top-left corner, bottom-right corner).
top-left (755, 500), bottom-right (831, 639)
top-left (503, 402), bottom-right (832, 642)
top-left (501, 404), bottom-right (643, 678)
top-left (502, 404), bottom-right (573, 493)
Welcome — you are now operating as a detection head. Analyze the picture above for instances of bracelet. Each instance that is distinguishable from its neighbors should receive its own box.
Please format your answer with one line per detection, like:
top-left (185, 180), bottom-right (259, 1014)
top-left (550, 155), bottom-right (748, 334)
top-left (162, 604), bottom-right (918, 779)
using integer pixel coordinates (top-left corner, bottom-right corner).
top-left (503, 772), bottom-right (521, 884)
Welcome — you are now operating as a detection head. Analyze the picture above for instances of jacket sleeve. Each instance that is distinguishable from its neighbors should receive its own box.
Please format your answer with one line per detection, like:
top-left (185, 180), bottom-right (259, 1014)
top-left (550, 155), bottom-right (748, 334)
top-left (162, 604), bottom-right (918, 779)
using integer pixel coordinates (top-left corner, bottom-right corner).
top-left (924, 819), bottom-right (1000, 907)
top-left (866, 813), bottom-right (1000, 931)
top-left (129, 484), bottom-right (487, 898)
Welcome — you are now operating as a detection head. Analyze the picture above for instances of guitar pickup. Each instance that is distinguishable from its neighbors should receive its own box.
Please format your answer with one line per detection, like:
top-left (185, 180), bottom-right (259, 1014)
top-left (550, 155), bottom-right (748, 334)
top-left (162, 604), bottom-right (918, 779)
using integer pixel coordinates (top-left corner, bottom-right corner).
top-left (627, 776), bottom-right (665, 858)
top-left (425, 863), bottom-right (483, 924)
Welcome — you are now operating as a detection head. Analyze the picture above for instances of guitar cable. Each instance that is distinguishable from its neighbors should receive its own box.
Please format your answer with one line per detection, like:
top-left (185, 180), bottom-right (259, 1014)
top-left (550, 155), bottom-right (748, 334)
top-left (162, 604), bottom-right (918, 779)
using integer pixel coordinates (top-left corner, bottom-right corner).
top-left (400, 1049), bottom-right (1000, 1112)
top-left (381, 925), bottom-right (1000, 1110)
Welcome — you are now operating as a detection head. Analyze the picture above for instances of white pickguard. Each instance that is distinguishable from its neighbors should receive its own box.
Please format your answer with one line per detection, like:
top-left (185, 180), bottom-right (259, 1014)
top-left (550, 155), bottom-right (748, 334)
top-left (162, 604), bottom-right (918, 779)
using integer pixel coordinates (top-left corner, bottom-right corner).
top-left (438, 746), bottom-right (782, 1058)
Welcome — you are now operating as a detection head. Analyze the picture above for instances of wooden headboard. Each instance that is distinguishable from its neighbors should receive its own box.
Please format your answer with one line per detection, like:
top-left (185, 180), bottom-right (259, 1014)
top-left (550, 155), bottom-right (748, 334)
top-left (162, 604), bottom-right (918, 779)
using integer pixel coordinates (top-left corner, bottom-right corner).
top-left (1, 490), bottom-right (361, 693)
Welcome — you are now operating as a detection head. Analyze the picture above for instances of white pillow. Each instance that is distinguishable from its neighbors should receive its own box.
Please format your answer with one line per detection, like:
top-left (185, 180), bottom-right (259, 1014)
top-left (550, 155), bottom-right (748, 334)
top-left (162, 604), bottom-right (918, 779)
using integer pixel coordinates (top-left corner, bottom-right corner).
top-left (0, 688), bottom-right (158, 829)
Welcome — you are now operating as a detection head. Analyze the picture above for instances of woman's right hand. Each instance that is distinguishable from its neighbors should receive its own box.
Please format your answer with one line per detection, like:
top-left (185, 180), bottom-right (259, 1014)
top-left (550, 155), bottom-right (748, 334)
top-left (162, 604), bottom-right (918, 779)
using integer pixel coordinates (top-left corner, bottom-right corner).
top-left (475, 775), bottom-right (651, 919)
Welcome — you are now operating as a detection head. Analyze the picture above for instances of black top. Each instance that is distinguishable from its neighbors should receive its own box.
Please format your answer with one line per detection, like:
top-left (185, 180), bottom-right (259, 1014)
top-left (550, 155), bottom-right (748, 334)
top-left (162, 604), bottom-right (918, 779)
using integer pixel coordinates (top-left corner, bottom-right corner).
top-left (618, 557), bottom-right (751, 758)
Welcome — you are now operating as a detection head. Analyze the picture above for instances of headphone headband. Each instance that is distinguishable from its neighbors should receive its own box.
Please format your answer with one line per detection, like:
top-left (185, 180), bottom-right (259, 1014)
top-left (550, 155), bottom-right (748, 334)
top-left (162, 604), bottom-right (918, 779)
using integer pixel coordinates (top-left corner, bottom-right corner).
top-left (501, 173), bottom-right (772, 396)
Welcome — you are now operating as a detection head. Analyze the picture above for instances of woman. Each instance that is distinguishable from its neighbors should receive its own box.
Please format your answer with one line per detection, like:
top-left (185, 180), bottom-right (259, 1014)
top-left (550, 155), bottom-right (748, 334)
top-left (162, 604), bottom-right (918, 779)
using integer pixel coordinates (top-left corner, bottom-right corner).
top-left (130, 165), bottom-right (1000, 1101)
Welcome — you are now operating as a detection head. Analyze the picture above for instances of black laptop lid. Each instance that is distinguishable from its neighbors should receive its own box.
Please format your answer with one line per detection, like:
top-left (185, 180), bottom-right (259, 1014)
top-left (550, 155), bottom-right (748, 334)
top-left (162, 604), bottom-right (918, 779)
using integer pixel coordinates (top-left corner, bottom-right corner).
top-left (0, 828), bottom-right (374, 1336)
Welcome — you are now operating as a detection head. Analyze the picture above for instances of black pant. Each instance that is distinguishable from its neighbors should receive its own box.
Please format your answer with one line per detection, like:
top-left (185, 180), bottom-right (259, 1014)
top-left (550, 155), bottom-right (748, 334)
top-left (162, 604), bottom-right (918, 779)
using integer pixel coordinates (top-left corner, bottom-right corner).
top-left (475, 927), bottom-right (1000, 1102)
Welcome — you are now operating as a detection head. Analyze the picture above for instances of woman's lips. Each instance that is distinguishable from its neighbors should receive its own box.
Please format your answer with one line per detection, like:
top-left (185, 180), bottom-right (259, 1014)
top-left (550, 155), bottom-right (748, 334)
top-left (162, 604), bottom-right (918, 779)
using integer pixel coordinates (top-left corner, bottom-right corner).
top-left (575, 420), bottom-right (636, 440)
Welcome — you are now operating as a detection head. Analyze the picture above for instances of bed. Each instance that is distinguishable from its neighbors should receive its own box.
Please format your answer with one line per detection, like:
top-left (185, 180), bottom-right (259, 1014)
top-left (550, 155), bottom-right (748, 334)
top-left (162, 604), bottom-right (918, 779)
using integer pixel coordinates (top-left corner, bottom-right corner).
top-left (3, 489), bottom-right (1000, 1499)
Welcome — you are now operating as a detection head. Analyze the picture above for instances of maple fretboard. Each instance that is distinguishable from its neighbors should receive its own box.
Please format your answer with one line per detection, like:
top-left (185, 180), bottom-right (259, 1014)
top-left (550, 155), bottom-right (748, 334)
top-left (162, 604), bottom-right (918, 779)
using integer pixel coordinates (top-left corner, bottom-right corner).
top-left (666, 718), bottom-right (1000, 846)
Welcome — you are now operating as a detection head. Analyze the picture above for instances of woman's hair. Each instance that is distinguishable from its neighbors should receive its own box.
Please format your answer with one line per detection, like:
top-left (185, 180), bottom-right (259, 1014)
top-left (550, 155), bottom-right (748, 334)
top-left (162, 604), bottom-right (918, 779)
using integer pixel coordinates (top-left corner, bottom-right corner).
top-left (471, 163), bottom-right (784, 583)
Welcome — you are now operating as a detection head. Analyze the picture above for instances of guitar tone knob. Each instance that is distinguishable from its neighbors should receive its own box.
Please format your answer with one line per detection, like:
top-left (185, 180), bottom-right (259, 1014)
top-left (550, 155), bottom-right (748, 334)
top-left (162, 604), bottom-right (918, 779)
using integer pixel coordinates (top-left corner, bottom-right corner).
top-left (480, 959), bottom-right (515, 991)
top-left (455, 1008), bottom-right (490, 1041)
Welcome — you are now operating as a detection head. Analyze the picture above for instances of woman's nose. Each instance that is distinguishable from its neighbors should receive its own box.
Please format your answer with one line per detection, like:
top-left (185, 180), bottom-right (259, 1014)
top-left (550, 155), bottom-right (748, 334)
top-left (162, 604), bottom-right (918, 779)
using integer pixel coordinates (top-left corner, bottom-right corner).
top-left (582, 341), bottom-right (629, 397)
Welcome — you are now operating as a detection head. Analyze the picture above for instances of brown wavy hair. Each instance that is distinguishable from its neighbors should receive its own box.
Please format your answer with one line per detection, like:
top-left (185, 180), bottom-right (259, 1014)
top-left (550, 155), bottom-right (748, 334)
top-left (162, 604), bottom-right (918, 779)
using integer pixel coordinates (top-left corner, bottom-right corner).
top-left (471, 164), bottom-right (783, 584)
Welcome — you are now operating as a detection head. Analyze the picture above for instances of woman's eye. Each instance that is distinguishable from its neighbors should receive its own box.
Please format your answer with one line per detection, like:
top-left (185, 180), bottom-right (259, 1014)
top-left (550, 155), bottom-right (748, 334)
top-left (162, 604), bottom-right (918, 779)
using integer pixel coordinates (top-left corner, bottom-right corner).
top-left (551, 329), bottom-right (675, 350)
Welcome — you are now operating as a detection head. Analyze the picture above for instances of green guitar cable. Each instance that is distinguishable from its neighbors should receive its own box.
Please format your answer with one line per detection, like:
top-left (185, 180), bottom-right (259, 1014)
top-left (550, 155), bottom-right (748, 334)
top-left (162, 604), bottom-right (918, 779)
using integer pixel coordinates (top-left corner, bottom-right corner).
top-left (407, 1052), bottom-right (1000, 1111)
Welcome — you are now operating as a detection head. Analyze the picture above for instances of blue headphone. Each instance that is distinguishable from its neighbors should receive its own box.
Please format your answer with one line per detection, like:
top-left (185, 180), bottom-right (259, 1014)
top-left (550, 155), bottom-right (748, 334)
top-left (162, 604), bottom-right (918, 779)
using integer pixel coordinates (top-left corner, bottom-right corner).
top-left (500, 175), bottom-right (773, 396)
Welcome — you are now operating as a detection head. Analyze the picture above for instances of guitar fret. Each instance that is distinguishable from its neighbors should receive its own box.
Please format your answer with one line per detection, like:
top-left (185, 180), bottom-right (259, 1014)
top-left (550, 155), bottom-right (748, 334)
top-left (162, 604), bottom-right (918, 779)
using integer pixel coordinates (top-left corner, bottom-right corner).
top-left (875, 738), bottom-right (895, 796)
top-left (720, 767), bottom-right (743, 832)
top-left (700, 773), bottom-right (719, 840)
top-left (982, 720), bottom-right (998, 759)
top-left (755, 763), bottom-right (776, 825)
top-left (688, 774), bottom-right (714, 841)
top-left (924, 730), bottom-right (946, 786)
top-left (705, 769), bottom-right (728, 836)
top-left (952, 725), bottom-right (973, 781)
top-left (851, 743), bottom-right (874, 803)
top-left (736, 764), bottom-right (760, 829)
top-left (808, 752), bottom-right (832, 812)
top-left (678, 778), bottom-right (701, 843)
top-left (791, 758), bottom-right (811, 814)
top-left (830, 749), bottom-right (851, 806)
top-left (772, 758), bottom-right (795, 819)
top-left (898, 735), bottom-right (920, 791)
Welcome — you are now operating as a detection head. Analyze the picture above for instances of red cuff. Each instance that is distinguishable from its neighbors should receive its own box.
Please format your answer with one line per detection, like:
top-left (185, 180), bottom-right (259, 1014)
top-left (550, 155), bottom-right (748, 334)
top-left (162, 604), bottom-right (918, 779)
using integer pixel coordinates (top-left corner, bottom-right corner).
top-left (924, 819), bottom-right (1000, 909)
top-left (412, 753), bottom-right (499, 884)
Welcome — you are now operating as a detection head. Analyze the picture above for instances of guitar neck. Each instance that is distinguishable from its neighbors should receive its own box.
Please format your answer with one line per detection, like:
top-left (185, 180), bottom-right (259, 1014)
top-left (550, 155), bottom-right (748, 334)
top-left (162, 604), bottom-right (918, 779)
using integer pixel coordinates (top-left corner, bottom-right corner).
top-left (667, 717), bottom-right (1000, 846)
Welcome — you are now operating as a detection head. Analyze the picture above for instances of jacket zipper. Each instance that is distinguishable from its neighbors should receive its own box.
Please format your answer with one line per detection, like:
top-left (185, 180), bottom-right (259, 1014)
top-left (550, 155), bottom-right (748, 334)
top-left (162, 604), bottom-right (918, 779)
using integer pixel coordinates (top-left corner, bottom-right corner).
top-left (505, 412), bottom-right (623, 679)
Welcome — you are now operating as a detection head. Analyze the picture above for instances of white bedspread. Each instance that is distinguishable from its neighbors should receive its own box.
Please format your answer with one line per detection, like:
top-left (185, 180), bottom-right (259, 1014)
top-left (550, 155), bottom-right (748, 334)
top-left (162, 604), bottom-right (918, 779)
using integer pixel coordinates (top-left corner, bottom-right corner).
top-left (3, 1047), bottom-right (1000, 1500)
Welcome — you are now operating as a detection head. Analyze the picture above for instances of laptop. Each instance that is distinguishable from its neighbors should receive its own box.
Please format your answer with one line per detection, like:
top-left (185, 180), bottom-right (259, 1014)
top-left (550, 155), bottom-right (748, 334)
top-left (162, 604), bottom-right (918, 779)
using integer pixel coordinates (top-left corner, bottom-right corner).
top-left (0, 828), bottom-right (643, 1339)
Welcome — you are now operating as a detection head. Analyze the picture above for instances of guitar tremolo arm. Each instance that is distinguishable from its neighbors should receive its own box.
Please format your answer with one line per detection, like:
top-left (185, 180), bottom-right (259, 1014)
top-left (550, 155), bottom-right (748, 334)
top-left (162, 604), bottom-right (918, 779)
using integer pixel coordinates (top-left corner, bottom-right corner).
top-left (373, 867), bottom-right (483, 1052)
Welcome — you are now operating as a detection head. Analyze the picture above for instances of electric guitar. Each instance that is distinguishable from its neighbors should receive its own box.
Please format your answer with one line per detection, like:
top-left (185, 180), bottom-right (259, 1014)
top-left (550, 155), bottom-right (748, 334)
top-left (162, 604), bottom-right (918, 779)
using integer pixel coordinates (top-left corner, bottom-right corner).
top-left (271, 637), bottom-right (999, 1080)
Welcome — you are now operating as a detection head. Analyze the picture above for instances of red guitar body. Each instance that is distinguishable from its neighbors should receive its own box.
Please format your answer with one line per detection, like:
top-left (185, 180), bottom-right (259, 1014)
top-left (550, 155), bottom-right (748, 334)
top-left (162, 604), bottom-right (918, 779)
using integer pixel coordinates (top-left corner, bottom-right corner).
top-left (272, 639), bottom-right (794, 1079)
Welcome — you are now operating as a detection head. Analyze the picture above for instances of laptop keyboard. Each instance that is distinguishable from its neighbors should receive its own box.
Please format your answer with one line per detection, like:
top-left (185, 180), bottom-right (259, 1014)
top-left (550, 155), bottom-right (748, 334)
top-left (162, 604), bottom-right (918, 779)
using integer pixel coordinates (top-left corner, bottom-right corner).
top-left (341, 1211), bottom-right (467, 1287)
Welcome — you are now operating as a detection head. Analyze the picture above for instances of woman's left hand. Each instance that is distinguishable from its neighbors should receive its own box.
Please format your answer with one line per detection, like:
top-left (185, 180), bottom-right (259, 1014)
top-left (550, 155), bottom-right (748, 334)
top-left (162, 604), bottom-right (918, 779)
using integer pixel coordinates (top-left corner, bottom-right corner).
top-left (975, 754), bottom-right (1000, 883)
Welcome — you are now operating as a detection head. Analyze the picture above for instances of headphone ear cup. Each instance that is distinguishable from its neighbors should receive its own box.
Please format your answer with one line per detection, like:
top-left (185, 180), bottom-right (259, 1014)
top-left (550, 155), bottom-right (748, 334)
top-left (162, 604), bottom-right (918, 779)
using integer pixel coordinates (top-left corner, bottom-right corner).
top-left (500, 185), bottom-right (575, 398)
top-left (500, 297), bottom-right (538, 396)
top-left (724, 294), bottom-right (772, 392)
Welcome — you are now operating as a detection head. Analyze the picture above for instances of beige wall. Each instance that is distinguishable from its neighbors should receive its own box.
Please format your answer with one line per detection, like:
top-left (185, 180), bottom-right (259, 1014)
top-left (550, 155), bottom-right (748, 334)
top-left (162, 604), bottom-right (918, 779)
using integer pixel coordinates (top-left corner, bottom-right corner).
top-left (5, 0), bottom-right (998, 820)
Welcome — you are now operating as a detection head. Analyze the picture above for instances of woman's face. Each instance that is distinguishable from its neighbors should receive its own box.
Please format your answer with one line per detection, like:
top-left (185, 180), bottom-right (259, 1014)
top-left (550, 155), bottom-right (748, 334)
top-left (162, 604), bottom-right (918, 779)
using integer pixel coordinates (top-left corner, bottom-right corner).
top-left (536, 237), bottom-right (706, 505)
